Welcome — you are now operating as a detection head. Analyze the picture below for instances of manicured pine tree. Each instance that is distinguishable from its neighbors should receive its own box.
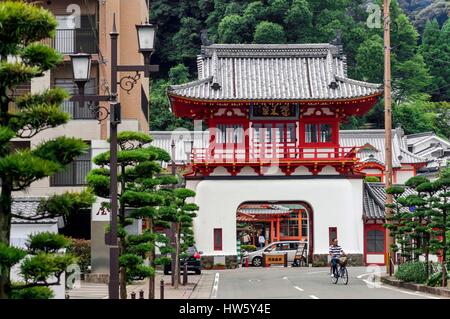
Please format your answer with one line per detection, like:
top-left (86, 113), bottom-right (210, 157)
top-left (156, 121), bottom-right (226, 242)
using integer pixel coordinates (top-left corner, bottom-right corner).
top-left (0, 1), bottom-right (91, 299)
top-left (429, 172), bottom-right (450, 287)
top-left (87, 131), bottom-right (177, 299)
top-left (171, 188), bottom-right (198, 289)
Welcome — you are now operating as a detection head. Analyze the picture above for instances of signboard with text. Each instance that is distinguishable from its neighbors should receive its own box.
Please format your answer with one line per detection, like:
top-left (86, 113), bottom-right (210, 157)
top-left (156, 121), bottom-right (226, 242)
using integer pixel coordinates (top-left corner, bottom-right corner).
top-left (250, 103), bottom-right (299, 120)
top-left (91, 198), bottom-right (110, 222)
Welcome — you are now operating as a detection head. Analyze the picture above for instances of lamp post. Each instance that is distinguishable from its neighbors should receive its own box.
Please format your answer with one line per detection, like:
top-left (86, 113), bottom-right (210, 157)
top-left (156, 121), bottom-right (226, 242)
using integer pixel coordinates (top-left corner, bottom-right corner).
top-left (69, 15), bottom-right (158, 299)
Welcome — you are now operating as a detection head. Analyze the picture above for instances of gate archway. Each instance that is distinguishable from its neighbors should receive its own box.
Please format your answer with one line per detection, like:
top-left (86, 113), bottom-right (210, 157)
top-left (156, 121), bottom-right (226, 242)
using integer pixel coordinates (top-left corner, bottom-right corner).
top-left (236, 201), bottom-right (314, 264)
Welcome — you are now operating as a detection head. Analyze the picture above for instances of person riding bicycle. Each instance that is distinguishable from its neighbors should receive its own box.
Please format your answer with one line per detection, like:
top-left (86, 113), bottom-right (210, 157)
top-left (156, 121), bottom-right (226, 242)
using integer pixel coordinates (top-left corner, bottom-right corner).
top-left (329, 238), bottom-right (346, 278)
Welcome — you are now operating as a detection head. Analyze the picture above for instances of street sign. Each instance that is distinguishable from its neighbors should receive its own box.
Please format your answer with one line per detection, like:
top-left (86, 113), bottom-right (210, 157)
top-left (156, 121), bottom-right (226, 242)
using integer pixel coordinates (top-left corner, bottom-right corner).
top-left (92, 198), bottom-right (110, 221)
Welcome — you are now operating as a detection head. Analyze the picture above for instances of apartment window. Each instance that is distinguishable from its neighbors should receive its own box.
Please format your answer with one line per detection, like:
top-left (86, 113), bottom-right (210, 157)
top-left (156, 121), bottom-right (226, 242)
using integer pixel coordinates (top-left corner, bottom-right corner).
top-left (216, 124), bottom-right (243, 144)
top-left (213, 228), bottom-right (222, 251)
top-left (50, 144), bottom-right (91, 186)
top-left (367, 230), bottom-right (384, 253)
top-left (55, 79), bottom-right (97, 119)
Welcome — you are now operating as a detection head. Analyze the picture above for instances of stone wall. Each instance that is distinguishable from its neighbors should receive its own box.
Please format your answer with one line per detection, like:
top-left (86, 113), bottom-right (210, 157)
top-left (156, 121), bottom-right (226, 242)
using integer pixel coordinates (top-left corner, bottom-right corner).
top-left (312, 254), bottom-right (363, 267)
top-left (201, 255), bottom-right (238, 269)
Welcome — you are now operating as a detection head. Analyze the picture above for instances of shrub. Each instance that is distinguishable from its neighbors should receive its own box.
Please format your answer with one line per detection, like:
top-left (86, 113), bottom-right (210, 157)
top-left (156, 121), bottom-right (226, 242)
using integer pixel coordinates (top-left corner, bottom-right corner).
top-left (241, 245), bottom-right (257, 252)
top-left (395, 261), bottom-right (427, 283)
top-left (365, 176), bottom-right (381, 183)
top-left (426, 271), bottom-right (450, 287)
top-left (66, 238), bottom-right (90, 273)
top-left (10, 286), bottom-right (54, 299)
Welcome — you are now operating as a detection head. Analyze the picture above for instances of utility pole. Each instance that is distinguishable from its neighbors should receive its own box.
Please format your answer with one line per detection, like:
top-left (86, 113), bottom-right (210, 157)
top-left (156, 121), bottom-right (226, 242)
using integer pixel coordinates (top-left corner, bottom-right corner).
top-left (170, 140), bottom-right (177, 286)
top-left (383, 0), bottom-right (394, 276)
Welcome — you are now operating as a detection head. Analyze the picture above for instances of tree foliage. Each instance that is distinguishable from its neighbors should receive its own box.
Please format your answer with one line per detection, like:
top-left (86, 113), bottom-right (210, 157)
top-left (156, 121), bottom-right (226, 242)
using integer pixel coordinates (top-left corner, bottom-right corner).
top-left (150, 0), bottom-right (447, 132)
top-left (87, 131), bottom-right (177, 298)
top-left (385, 173), bottom-right (450, 287)
top-left (0, 1), bottom-right (93, 299)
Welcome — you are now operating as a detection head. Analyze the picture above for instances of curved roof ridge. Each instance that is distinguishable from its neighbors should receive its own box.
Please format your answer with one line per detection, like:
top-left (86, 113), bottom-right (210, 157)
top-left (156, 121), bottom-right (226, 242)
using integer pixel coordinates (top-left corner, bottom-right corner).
top-left (399, 147), bottom-right (428, 162)
top-left (335, 75), bottom-right (382, 89)
top-left (168, 76), bottom-right (213, 91)
top-left (364, 182), bottom-right (386, 211)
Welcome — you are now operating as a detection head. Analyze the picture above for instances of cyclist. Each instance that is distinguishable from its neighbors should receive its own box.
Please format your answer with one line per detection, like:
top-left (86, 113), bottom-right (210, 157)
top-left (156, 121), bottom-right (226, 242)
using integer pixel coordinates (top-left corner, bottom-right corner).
top-left (329, 238), bottom-right (346, 278)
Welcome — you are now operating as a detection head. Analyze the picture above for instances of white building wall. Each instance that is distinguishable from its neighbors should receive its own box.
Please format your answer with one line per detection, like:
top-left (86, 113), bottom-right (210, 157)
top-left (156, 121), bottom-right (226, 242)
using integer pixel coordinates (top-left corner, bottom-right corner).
top-left (396, 169), bottom-right (415, 184)
top-left (186, 178), bottom-right (364, 257)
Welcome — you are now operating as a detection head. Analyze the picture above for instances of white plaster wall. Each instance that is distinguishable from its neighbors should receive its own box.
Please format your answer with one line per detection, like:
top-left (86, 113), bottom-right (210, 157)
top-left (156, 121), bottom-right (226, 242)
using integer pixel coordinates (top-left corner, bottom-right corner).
top-left (396, 170), bottom-right (415, 184)
top-left (10, 223), bottom-right (66, 299)
top-left (31, 71), bottom-right (50, 94)
top-left (366, 254), bottom-right (384, 264)
top-left (186, 178), bottom-right (364, 257)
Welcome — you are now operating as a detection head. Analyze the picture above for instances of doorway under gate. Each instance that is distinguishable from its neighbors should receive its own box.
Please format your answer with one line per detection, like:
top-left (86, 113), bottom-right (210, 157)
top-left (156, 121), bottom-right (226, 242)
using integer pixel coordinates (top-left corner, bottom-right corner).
top-left (236, 201), bottom-right (313, 261)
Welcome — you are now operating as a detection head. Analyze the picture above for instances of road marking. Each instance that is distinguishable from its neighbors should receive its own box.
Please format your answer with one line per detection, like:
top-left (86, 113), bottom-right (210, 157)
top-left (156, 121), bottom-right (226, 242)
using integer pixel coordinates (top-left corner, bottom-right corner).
top-left (294, 286), bottom-right (304, 292)
top-left (211, 272), bottom-right (220, 299)
top-left (282, 276), bottom-right (288, 280)
top-left (361, 279), bottom-right (440, 299)
top-left (309, 295), bottom-right (319, 299)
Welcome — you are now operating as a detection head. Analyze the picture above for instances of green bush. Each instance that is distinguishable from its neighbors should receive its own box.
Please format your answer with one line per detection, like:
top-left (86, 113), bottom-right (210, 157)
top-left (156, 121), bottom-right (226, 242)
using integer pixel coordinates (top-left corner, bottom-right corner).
top-left (241, 245), bottom-right (257, 252)
top-left (395, 261), bottom-right (427, 284)
top-left (426, 271), bottom-right (450, 287)
top-left (365, 176), bottom-right (381, 183)
top-left (10, 286), bottom-right (54, 299)
top-left (66, 238), bottom-right (90, 273)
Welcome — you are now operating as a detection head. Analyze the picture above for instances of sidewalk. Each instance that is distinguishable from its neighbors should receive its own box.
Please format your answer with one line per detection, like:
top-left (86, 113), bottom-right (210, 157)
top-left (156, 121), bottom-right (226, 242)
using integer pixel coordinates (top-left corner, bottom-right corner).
top-left (67, 272), bottom-right (207, 299)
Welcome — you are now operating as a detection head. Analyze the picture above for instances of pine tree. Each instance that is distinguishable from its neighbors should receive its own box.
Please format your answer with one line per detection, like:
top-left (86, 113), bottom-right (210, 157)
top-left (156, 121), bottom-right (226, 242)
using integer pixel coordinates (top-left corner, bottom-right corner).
top-left (87, 131), bottom-right (177, 299)
top-left (0, 1), bottom-right (91, 299)
top-left (171, 188), bottom-right (198, 288)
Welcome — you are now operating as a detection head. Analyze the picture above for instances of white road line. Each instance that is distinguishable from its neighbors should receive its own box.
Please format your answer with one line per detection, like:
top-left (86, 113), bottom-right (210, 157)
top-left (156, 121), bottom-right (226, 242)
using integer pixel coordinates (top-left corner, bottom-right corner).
top-left (361, 279), bottom-right (440, 299)
top-left (282, 276), bottom-right (288, 280)
top-left (294, 286), bottom-right (304, 292)
top-left (309, 295), bottom-right (319, 299)
top-left (211, 272), bottom-right (220, 299)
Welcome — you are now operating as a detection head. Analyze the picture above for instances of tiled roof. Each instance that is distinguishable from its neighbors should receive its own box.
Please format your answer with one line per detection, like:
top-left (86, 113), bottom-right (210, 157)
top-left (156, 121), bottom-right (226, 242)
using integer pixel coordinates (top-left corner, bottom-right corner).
top-left (11, 197), bottom-right (58, 224)
top-left (168, 44), bottom-right (382, 101)
top-left (363, 183), bottom-right (417, 220)
top-left (340, 130), bottom-right (427, 167)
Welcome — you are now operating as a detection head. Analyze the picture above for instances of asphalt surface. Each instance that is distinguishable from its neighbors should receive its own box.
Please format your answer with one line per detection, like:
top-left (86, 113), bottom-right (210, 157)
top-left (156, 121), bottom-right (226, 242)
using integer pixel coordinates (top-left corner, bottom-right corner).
top-left (207, 266), bottom-right (446, 299)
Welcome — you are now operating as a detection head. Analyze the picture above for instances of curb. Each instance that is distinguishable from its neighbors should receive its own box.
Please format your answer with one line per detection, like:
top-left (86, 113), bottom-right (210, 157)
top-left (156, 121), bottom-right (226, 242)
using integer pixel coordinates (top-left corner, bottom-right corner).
top-left (381, 276), bottom-right (450, 297)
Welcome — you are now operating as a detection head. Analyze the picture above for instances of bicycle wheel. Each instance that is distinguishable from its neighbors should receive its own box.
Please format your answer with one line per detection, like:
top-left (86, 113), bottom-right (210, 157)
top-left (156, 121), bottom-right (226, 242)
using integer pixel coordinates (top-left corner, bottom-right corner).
top-left (330, 267), bottom-right (338, 284)
top-left (340, 267), bottom-right (348, 285)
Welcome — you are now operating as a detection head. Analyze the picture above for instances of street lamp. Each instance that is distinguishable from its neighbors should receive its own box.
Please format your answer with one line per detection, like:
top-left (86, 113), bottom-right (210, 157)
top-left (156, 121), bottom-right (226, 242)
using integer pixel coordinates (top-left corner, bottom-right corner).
top-left (136, 23), bottom-right (156, 64)
top-left (70, 53), bottom-right (91, 94)
top-left (69, 14), bottom-right (159, 299)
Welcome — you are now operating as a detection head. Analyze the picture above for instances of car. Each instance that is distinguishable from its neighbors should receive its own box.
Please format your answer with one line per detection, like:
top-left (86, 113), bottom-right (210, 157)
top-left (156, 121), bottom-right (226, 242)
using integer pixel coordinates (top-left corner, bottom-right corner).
top-left (242, 241), bottom-right (307, 267)
top-left (164, 246), bottom-right (203, 275)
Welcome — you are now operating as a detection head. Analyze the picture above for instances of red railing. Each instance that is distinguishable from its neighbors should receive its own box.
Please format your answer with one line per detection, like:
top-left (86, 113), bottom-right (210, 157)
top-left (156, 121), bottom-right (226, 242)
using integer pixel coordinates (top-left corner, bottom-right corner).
top-left (191, 146), bottom-right (358, 163)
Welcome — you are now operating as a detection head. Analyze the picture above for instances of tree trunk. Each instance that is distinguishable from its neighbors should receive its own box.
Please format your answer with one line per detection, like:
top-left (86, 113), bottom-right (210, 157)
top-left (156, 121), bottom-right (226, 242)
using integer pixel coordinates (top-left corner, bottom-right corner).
top-left (148, 218), bottom-right (155, 299)
top-left (174, 223), bottom-right (180, 289)
top-left (0, 180), bottom-right (12, 299)
top-left (119, 239), bottom-right (127, 299)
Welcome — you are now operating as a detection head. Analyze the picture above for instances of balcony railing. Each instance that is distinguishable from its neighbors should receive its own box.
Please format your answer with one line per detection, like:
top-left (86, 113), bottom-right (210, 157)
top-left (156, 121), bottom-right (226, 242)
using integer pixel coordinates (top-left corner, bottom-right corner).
top-left (50, 154), bottom-right (91, 187)
top-left (191, 146), bottom-right (359, 163)
top-left (60, 101), bottom-right (97, 120)
top-left (42, 28), bottom-right (98, 54)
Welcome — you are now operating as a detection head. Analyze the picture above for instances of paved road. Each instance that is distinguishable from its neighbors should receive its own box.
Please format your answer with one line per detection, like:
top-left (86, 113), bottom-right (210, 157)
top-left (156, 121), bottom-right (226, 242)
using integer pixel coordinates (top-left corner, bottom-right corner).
top-left (206, 267), bottom-right (446, 299)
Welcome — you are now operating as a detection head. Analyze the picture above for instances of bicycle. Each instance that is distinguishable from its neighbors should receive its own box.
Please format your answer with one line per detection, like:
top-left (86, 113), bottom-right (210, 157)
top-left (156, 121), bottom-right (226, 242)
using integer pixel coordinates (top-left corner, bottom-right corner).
top-left (330, 259), bottom-right (348, 285)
